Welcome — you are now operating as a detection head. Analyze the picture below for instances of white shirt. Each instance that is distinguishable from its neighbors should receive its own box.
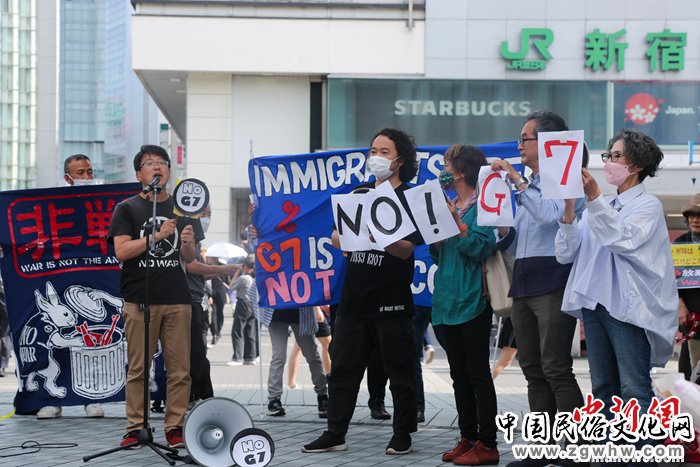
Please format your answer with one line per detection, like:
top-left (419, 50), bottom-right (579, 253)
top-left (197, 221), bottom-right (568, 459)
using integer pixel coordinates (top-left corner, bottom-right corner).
top-left (555, 184), bottom-right (678, 367)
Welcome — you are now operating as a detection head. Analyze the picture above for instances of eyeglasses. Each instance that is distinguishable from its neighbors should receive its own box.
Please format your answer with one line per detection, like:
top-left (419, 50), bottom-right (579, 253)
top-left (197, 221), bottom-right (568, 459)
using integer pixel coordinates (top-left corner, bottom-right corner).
top-left (517, 137), bottom-right (537, 145)
top-left (140, 160), bottom-right (169, 169)
top-left (601, 152), bottom-right (624, 163)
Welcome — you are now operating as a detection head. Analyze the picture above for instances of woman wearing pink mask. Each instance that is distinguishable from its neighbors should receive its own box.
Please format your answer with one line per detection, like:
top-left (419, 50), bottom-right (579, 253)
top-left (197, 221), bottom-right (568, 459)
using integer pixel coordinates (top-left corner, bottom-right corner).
top-left (554, 129), bottom-right (677, 454)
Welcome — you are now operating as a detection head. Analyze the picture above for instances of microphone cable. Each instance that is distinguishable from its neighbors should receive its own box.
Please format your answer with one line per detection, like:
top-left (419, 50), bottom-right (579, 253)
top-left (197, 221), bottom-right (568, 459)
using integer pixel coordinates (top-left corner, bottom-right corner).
top-left (0, 440), bottom-right (78, 458)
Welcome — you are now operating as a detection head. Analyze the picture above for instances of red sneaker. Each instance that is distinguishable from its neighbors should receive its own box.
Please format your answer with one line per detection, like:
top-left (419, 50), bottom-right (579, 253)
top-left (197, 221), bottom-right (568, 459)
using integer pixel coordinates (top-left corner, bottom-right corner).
top-left (442, 437), bottom-right (474, 462)
top-left (120, 430), bottom-right (140, 448)
top-left (453, 440), bottom-right (500, 466)
top-left (166, 428), bottom-right (184, 448)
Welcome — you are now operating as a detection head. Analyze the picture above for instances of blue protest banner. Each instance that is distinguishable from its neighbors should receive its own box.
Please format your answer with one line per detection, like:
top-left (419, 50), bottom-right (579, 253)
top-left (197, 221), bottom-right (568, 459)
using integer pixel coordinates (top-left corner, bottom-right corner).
top-left (248, 142), bottom-right (520, 309)
top-left (0, 183), bottom-right (141, 413)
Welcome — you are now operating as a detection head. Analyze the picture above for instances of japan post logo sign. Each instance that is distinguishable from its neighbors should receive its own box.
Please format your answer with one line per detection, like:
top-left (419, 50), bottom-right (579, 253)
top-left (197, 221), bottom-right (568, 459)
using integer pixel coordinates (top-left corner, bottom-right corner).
top-left (537, 130), bottom-right (585, 200)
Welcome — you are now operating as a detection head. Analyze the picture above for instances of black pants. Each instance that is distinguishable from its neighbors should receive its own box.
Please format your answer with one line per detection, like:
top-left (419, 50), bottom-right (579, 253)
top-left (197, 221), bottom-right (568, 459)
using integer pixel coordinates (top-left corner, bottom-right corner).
top-left (211, 286), bottom-right (227, 336)
top-left (367, 350), bottom-right (388, 409)
top-left (231, 299), bottom-right (257, 361)
top-left (442, 308), bottom-right (498, 448)
top-left (326, 314), bottom-right (417, 437)
top-left (190, 301), bottom-right (213, 401)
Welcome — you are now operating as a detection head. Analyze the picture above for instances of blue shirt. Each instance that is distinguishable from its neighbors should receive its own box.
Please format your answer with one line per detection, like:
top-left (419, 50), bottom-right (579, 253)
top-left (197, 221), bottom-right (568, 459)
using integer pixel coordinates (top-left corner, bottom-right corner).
top-left (555, 184), bottom-right (678, 367)
top-left (498, 174), bottom-right (582, 298)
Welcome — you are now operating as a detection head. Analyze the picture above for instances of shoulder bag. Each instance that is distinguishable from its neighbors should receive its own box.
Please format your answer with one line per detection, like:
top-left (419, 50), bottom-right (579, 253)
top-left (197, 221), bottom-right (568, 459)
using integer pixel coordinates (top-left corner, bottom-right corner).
top-left (482, 250), bottom-right (513, 318)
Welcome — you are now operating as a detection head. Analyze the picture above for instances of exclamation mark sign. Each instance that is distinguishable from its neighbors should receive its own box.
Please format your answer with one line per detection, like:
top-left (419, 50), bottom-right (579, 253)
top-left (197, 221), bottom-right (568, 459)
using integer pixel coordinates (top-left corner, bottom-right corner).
top-left (425, 192), bottom-right (439, 234)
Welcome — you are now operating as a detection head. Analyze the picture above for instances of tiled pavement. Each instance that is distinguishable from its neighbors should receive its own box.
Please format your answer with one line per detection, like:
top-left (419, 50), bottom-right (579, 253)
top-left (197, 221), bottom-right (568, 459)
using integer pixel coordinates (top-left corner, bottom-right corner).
top-left (0, 307), bottom-right (684, 466)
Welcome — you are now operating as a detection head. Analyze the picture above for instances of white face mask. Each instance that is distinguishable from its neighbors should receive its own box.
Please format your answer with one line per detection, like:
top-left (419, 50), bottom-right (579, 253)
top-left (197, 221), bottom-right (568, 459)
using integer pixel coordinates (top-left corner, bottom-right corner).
top-left (200, 217), bottom-right (211, 233)
top-left (367, 155), bottom-right (399, 181)
top-left (71, 178), bottom-right (103, 186)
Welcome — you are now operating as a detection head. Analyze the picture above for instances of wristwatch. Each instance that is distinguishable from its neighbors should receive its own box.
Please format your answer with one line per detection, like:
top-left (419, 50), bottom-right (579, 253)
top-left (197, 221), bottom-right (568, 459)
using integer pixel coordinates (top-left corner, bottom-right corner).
top-left (559, 215), bottom-right (574, 225)
top-left (514, 176), bottom-right (528, 189)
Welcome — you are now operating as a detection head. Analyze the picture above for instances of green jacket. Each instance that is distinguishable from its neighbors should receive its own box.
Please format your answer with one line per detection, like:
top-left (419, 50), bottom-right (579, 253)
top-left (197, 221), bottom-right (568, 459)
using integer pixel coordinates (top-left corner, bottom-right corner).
top-left (430, 204), bottom-right (496, 326)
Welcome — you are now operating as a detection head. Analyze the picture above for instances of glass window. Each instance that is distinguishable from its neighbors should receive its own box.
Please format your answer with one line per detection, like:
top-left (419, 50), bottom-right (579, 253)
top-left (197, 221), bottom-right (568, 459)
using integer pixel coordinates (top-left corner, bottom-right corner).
top-left (328, 78), bottom-right (609, 149)
top-left (613, 82), bottom-right (700, 146)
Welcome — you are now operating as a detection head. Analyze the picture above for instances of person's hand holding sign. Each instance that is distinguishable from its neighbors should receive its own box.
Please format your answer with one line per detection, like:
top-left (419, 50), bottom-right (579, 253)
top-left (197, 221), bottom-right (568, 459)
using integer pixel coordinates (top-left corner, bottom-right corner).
top-left (490, 160), bottom-right (528, 191)
top-left (581, 168), bottom-right (601, 202)
top-left (180, 224), bottom-right (195, 248)
top-left (157, 218), bottom-right (177, 242)
top-left (446, 198), bottom-right (468, 238)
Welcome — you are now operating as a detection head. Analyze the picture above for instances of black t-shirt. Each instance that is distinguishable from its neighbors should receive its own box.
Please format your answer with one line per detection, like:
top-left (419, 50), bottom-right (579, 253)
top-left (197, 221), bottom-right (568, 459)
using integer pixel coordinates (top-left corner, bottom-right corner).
top-left (338, 181), bottom-right (423, 319)
top-left (107, 195), bottom-right (191, 305)
top-left (187, 243), bottom-right (206, 303)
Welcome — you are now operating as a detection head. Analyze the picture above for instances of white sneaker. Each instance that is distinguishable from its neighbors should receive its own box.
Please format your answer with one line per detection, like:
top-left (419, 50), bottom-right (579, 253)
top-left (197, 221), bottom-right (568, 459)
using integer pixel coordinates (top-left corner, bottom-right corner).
top-left (226, 360), bottom-right (243, 366)
top-left (424, 345), bottom-right (435, 364)
top-left (37, 406), bottom-right (62, 419)
top-left (85, 403), bottom-right (104, 418)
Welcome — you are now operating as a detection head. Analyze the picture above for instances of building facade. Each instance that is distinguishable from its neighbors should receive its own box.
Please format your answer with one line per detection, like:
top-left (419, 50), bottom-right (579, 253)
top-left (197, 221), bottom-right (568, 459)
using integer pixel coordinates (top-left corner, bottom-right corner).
top-left (130, 0), bottom-right (700, 242)
top-left (1, 0), bottom-right (159, 189)
top-left (0, 0), bottom-right (56, 189)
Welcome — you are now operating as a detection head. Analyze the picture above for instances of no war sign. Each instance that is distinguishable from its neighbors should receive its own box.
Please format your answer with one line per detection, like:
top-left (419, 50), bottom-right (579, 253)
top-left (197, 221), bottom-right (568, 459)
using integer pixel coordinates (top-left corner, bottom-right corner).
top-left (248, 142), bottom-right (520, 309)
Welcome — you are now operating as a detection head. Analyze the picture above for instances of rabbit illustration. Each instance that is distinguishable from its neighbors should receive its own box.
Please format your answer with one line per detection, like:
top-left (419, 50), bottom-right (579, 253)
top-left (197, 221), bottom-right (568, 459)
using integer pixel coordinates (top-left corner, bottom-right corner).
top-left (25, 282), bottom-right (83, 398)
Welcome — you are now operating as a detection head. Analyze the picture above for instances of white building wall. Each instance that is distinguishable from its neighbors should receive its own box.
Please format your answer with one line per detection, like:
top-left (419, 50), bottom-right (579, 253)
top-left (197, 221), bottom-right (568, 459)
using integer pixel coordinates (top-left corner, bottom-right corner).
top-left (186, 74), bottom-right (233, 244)
top-left (36, 0), bottom-right (58, 187)
top-left (185, 74), bottom-right (312, 244)
top-left (132, 17), bottom-right (424, 76)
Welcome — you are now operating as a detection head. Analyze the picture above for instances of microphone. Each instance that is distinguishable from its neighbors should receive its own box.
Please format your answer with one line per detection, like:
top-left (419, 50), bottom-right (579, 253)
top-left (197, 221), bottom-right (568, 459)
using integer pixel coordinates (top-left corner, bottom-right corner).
top-left (143, 175), bottom-right (161, 194)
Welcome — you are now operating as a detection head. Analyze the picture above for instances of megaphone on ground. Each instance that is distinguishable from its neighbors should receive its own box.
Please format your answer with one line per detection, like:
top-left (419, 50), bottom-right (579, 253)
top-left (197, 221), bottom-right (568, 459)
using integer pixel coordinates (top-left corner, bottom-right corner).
top-left (183, 397), bottom-right (274, 467)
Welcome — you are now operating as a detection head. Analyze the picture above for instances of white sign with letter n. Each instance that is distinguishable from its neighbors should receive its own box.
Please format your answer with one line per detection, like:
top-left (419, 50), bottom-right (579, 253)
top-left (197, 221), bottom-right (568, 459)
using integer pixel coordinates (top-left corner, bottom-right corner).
top-left (331, 191), bottom-right (380, 252)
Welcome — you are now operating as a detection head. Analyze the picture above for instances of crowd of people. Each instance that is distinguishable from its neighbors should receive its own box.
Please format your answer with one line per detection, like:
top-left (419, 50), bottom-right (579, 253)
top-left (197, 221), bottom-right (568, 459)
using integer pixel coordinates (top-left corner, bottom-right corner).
top-left (1, 109), bottom-right (697, 464)
top-left (297, 113), bottom-right (689, 466)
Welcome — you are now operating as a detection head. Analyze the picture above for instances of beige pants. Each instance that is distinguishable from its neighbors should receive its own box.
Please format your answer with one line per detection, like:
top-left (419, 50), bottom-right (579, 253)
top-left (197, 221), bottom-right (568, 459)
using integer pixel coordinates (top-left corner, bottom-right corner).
top-left (124, 302), bottom-right (191, 433)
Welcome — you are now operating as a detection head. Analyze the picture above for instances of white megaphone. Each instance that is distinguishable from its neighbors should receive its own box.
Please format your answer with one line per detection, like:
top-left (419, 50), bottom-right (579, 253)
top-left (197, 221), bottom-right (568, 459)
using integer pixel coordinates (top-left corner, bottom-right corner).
top-left (183, 397), bottom-right (274, 467)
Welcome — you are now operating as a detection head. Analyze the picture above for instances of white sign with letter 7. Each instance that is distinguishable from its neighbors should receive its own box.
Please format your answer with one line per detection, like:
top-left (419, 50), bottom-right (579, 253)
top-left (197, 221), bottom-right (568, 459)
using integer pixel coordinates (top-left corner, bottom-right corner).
top-left (537, 130), bottom-right (585, 199)
top-left (477, 167), bottom-right (514, 227)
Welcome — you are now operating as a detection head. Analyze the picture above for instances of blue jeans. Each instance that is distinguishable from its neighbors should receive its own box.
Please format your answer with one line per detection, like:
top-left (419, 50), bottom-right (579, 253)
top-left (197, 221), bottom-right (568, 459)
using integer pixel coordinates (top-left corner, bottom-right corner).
top-left (583, 304), bottom-right (656, 464)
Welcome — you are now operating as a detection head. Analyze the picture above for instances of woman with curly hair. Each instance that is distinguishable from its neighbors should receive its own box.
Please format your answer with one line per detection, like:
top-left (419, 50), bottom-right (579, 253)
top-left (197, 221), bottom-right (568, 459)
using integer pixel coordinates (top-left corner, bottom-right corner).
top-left (555, 129), bottom-right (677, 449)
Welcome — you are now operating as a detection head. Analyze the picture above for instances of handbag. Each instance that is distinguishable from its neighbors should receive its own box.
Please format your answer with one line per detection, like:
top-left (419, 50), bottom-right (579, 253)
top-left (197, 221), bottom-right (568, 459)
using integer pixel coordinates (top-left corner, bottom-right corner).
top-left (482, 250), bottom-right (513, 317)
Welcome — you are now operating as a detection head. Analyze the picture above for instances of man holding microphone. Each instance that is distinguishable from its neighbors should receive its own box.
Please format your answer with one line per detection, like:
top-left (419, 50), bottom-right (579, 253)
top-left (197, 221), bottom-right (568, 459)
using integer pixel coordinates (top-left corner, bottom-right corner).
top-left (108, 145), bottom-right (196, 448)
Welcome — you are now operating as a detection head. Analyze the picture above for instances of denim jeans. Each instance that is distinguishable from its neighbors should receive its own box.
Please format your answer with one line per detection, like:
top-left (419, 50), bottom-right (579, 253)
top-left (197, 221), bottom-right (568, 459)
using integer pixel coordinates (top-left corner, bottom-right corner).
top-left (583, 304), bottom-right (654, 417)
top-left (583, 304), bottom-right (657, 465)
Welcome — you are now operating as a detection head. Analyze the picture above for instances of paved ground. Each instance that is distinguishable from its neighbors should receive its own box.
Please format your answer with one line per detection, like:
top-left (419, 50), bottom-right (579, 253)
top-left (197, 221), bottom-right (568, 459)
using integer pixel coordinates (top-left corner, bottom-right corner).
top-left (0, 306), bottom-right (687, 466)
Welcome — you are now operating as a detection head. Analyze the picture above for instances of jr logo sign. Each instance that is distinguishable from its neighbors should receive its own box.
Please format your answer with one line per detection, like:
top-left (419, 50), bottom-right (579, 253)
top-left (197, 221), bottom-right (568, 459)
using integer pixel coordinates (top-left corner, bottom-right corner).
top-left (500, 28), bottom-right (554, 71)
